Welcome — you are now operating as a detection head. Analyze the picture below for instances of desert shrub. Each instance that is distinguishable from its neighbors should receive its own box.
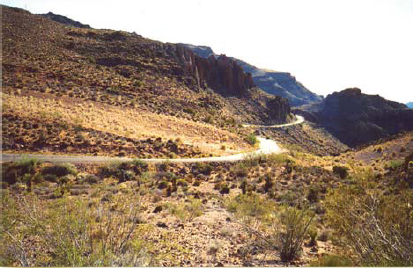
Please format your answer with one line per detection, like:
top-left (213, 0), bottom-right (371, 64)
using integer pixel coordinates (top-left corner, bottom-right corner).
top-left (157, 161), bottom-right (171, 172)
top-left (219, 183), bottom-right (230, 194)
top-left (228, 195), bottom-right (314, 262)
top-left (309, 254), bottom-right (353, 267)
top-left (263, 174), bottom-right (273, 193)
top-left (42, 163), bottom-right (77, 177)
top-left (240, 180), bottom-right (248, 194)
top-left (307, 185), bottom-right (319, 203)
top-left (278, 206), bottom-right (315, 262)
top-left (227, 194), bottom-right (274, 223)
top-left (332, 165), bottom-right (348, 179)
top-left (176, 179), bottom-right (187, 187)
top-left (0, 192), bottom-right (155, 266)
top-left (2, 158), bottom-right (41, 185)
top-left (325, 169), bottom-right (413, 266)
top-left (194, 162), bottom-right (213, 175)
top-left (265, 153), bottom-right (295, 166)
top-left (245, 134), bottom-right (258, 146)
top-left (131, 159), bottom-right (149, 175)
top-left (166, 198), bottom-right (204, 222)
top-left (183, 107), bottom-right (196, 115)
top-left (84, 174), bottom-right (99, 184)
top-left (158, 180), bottom-right (169, 189)
top-left (318, 228), bottom-right (331, 242)
top-left (99, 162), bottom-right (136, 182)
top-left (307, 227), bottom-right (318, 246)
top-left (385, 159), bottom-right (403, 170)
top-left (231, 163), bottom-right (248, 177)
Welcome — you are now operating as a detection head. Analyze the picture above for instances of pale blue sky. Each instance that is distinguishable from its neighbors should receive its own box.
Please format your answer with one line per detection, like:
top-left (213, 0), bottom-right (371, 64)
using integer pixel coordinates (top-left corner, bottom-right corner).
top-left (2, 0), bottom-right (413, 103)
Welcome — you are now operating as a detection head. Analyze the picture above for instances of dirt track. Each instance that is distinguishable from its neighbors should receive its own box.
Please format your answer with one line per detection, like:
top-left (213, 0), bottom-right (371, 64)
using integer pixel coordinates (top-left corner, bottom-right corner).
top-left (2, 117), bottom-right (304, 163)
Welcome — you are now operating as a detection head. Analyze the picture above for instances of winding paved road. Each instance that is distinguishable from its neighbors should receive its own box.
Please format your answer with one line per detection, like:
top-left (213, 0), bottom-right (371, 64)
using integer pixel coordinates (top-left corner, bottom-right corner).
top-left (242, 115), bottom-right (305, 128)
top-left (2, 116), bottom-right (304, 164)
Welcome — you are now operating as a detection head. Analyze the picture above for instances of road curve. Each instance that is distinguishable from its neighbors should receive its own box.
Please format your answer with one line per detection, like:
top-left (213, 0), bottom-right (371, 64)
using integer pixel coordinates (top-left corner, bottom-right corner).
top-left (242, 115), bottom-right (305, 128)
top-left (1, 116), bottom-right (304, 164)
top-left (1, 137), bottom-right (286, 164)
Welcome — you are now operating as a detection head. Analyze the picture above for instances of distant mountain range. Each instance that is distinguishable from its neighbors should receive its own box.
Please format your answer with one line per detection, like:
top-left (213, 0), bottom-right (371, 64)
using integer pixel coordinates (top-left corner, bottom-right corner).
top-left (179, 43), bottom-right (322, 106)
top-left (406, 102), bottom-right (413, 108)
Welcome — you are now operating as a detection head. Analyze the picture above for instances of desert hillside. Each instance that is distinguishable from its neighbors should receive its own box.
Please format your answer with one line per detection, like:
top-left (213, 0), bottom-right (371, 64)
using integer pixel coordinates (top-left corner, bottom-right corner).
top-left (2, 5), bottom-right (294, 158)
top-left (1, 5), bottom-right (412, 268)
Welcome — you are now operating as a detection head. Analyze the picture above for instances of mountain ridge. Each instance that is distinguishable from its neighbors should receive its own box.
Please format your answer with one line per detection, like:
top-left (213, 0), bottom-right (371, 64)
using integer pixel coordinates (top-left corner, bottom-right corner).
top-left (40, 11), bottom-right (91, 28)
top-left (179, 43), bottom-right (322, 106)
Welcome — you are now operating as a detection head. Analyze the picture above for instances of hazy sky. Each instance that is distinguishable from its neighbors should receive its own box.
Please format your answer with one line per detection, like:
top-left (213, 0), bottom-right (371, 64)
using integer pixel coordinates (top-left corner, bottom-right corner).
top-left (2, 0), bottom-right (413, 103)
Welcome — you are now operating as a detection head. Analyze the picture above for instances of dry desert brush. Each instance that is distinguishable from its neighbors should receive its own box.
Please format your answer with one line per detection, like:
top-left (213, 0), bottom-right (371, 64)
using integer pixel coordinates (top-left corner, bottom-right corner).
top-left (325, 168), bottom-right (413, 266)
top-left (0, 191), bottom-right (155, 266)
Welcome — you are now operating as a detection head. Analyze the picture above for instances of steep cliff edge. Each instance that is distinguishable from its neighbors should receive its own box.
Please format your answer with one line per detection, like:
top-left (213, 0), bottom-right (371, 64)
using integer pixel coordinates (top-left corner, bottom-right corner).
top-left (180, 43), bottom-right (322, 106)
top-left (173, 45), bottom-right (255, 96)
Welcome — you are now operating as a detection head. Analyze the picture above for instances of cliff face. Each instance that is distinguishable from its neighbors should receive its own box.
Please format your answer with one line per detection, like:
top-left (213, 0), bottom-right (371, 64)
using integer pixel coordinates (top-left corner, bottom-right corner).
top-left (312, 88), bottom-right (413, 147)
top-left (179, 43), bottom-right (322, 106)
top-left (173, 45), bottom-right (255, 96)
top-left (267, 96), bottom-right (291, 124)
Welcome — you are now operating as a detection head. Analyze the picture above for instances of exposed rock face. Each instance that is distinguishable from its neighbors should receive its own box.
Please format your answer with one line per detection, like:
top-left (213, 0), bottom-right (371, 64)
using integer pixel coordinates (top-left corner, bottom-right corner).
top-left (308, 88), bottom-right (413, 147)
top-left (173, 45), bottom-right (255, 96)
top-left (40, 12), bottom-right (91, 28)
top-left (235, 60), bottom-right (322, 106)
top-left (179, 43), bottom-right (322, 106)
top-left (267, 96), bottom-right (291, 124)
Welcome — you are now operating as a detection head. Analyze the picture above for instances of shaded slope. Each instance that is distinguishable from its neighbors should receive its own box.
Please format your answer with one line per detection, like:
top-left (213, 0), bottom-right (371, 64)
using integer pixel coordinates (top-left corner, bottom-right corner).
top-left (303, 88), bottom-right (413, 147)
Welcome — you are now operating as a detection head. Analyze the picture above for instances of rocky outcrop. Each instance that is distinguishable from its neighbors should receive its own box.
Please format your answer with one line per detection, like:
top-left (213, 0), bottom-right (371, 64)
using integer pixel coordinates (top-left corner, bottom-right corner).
top-left (173, 45), bottom-right (254, 96)
top-left (267, 96), bottom-right (291, 124)
top-left (40, 12), bottom-right (91, 28)
top-left (180, 43), bottom-right (322, 105)
top-left (309, 88), bottom-right (413, 147)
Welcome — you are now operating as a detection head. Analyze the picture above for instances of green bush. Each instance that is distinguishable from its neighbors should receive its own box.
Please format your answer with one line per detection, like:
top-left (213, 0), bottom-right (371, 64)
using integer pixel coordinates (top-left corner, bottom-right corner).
top-left (194, 163), bottom-right (213, 175)
top-left (332, 165), bottom-right (348, 179)
top-left (245, 134), bottom-right (258, 146)
top-left (99, 161), bottom-right (136, 182)
top-left (2, 158), bottom-right (41, 185)
top-left (385, 160), bottom-right (403, 170)
top-left (131, 159), bottom-right (149, 175)
top-left (42, 163), bottom-right (77, 177)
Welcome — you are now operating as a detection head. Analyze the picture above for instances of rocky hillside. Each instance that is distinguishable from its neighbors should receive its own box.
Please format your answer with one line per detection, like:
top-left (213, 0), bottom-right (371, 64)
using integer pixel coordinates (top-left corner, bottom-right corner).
top-left (301, 88), bottom-right (413, 147)
top-left (180, 43), bottom-right (322, 106)
top-left (40, 11), bottom-right (91, 28)
top-left (2, 5), bottom-right (291, 126)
